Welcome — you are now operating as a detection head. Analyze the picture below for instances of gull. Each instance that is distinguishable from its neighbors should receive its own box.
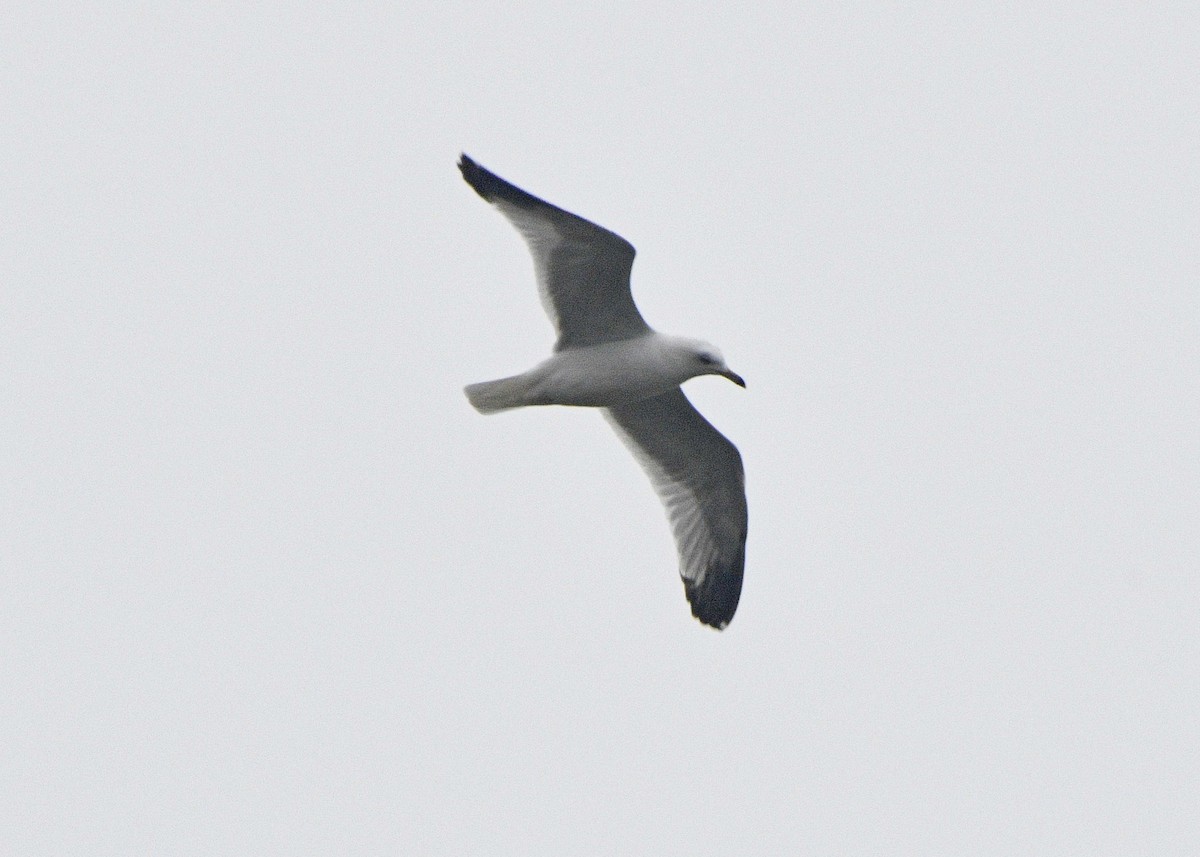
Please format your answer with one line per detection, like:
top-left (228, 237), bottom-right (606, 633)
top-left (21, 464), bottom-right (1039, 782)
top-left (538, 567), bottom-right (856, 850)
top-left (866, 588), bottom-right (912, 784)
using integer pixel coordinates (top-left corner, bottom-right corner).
top-left (458, 154), bottom-right (747, 629)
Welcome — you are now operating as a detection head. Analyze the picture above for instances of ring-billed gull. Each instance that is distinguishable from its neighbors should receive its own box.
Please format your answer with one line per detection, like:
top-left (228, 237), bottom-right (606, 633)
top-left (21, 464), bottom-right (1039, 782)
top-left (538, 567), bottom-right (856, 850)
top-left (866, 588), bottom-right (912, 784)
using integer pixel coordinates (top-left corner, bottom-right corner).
top-left (459, 154), bottom-right (747, 629)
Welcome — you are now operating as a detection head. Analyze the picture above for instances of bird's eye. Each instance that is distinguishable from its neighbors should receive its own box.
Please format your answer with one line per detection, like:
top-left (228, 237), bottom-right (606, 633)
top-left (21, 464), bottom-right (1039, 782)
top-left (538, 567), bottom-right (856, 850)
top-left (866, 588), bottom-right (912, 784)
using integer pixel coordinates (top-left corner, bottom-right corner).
top-left (697, 353), bottom-right (718, 366)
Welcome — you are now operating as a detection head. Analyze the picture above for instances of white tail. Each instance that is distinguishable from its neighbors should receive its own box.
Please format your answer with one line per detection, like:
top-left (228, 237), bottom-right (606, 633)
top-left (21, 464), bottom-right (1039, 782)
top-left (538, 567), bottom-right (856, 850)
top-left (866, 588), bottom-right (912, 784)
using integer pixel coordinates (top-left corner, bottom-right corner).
top-left (463, 374), bottom-right (535, 414)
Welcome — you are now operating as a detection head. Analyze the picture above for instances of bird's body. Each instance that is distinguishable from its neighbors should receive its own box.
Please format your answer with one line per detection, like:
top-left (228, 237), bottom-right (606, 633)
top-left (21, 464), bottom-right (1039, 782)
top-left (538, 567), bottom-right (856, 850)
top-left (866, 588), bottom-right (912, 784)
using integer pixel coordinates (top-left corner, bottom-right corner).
top-left (465, 333), bottom-right (736, 412)
top-left (458, 154), bottom-right (747, 629)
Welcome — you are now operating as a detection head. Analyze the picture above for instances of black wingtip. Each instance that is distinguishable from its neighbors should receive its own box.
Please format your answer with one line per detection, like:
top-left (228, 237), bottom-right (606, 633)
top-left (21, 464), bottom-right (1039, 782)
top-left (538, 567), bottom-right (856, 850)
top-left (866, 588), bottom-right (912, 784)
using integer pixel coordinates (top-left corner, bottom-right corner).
top-left (458, 154), bottom-right (556, 215)
top-left (685, 549), bottom-right (746, 631)
top-left (458, 153), bottom-right (499, 202)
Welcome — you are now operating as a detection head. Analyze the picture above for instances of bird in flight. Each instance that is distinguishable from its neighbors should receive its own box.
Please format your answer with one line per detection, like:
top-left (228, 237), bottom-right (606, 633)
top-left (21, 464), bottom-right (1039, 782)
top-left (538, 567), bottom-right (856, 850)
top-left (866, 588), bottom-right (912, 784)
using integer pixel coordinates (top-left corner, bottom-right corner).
top-left (458, 154), bottom-right (747, 629)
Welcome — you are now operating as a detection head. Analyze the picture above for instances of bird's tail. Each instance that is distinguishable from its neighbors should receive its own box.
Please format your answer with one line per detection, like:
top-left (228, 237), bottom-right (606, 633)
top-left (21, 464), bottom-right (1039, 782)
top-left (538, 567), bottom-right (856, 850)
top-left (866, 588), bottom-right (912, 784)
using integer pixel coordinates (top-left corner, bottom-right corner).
top-left (463, 374), bottom-right (536, 414)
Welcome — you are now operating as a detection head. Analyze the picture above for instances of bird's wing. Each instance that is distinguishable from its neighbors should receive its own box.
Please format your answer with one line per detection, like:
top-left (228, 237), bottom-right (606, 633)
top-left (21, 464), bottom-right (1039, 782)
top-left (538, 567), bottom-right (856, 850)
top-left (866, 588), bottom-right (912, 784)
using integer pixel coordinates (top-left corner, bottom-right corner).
top-left (458, 154), bottom-right (652, 350)
top-left (604, 389), bottom-right (747, 629)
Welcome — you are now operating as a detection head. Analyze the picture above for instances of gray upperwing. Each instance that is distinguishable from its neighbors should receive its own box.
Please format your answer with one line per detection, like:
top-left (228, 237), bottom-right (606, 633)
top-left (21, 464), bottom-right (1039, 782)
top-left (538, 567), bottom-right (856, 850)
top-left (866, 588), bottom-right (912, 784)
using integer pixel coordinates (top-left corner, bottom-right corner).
top-left (458, 154), bottom-right (652, 349)
top-left (604, 388), bottom-right (747, 629)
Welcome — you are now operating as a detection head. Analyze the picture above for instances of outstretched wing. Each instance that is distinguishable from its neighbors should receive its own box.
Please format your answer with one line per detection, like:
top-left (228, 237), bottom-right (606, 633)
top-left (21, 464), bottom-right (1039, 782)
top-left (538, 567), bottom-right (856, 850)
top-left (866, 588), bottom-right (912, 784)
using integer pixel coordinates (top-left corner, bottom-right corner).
top-left (458, 154), bottom-right (652, 350)
top-left (604, 389), bottom-right (747, 629)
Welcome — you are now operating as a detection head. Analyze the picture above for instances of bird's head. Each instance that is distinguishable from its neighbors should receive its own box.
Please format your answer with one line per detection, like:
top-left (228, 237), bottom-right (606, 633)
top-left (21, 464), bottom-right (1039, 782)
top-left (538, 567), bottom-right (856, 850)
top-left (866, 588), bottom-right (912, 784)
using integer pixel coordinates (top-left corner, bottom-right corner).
top-left (665, 336), bottom-right (745, 388)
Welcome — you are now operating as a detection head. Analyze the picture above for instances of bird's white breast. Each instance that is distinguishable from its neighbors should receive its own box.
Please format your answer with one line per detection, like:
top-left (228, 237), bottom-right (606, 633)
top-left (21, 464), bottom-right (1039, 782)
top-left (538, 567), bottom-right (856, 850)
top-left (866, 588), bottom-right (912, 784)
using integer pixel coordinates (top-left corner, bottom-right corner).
top-left (526, 334), bottom-right (684, 408)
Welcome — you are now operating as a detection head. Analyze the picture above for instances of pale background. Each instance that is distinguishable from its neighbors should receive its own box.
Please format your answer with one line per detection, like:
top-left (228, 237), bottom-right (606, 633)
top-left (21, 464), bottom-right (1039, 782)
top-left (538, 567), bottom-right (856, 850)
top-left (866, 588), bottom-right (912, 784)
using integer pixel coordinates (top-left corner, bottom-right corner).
top-left (3, 4), bottom-right (1197, 854)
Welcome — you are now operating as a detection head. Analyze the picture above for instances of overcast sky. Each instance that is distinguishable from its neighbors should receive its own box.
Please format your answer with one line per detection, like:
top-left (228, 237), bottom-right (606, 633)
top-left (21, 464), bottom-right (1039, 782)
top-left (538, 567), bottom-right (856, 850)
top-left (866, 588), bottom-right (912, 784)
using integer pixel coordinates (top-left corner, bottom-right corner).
top-left (4, 4), bottom-right (1197, 854)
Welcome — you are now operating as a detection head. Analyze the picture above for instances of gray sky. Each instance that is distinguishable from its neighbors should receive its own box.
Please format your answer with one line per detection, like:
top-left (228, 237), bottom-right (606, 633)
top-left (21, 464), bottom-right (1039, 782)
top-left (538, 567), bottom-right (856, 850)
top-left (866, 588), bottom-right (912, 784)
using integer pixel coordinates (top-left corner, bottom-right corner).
top-left (4, 4), bottom-right (1197, 854)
